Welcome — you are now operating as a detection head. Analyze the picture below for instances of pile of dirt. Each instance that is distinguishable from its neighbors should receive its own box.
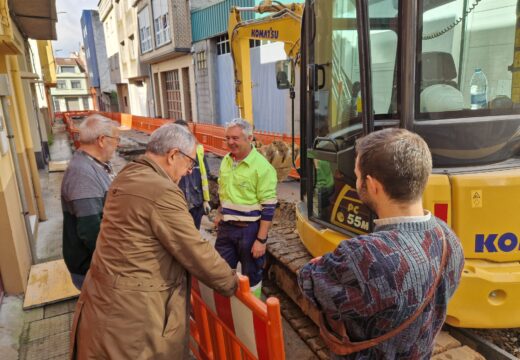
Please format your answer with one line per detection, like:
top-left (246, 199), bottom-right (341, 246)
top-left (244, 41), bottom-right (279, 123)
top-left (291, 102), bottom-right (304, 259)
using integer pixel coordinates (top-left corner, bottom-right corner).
top-left (117, 129), bottom-right (150, 161)
top-left (119, 129), bottom-right (150, 146)
top-left (208, 178), bottom-right (220, 209)
top-left (272, 201), bottom-right (296, 228)
top-left (257, 141), bottom-right (299, 182)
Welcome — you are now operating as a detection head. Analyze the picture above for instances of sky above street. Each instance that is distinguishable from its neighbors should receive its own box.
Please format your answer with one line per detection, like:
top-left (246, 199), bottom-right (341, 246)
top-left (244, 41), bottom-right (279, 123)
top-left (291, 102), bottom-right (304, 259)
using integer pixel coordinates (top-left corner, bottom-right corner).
top-left (53, 0), bottom-right (99, 57)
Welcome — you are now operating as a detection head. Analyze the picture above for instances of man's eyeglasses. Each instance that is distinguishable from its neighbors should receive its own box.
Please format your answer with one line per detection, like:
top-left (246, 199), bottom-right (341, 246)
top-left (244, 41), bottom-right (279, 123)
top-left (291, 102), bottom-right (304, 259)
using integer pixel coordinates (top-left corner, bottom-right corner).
top-left (178, 149), bottom-right (197, 170)
top-left (103, 135), bottom-right (121, 144)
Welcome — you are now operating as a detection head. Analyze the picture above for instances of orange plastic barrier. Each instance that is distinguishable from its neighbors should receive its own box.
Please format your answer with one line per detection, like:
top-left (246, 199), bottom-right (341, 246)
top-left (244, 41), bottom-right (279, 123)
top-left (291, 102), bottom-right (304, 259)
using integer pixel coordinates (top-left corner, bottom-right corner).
top-left (97, 111), bottom-right (122, 124)
top-left (58, 111), bottom-right (301, 179)
top-left (97, 112), bottom-right (173, 134)
top-left (190, 276), bottom-right (285, 360)
top-left (61, 111), bottom-right (93, 149)
top-left (131, 115), bottom-right (172, 134)
top-left (288, 156), bottom-right (301, 179)
top-left (191, 123), bottom-right (228, 157)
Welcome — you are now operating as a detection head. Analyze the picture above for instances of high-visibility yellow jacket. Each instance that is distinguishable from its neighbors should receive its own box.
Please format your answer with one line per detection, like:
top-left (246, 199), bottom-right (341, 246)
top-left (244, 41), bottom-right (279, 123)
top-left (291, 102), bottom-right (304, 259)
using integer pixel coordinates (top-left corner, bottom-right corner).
top-left (196, 144), bottom-right (210, 202)
top-left (218, 147), bottom-right (277, 222)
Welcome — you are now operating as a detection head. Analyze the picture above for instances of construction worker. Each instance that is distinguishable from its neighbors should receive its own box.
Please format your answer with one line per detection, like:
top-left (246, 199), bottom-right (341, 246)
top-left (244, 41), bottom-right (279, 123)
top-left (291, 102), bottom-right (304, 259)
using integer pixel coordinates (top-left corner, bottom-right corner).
top-left (61, 114), bottom-right (119, 290)
top-left (175, 120), bottom-right (212, 229)
top-left (298, 129), bottom-right (464, 359)
top-left (214, 118), bottom-right (277, 298)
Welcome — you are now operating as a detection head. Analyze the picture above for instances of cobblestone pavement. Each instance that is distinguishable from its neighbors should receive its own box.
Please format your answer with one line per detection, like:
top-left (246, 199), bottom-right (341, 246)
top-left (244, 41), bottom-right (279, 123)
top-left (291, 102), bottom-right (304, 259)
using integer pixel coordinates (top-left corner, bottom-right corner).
top-left (18, 300), bottom-right (77, 360)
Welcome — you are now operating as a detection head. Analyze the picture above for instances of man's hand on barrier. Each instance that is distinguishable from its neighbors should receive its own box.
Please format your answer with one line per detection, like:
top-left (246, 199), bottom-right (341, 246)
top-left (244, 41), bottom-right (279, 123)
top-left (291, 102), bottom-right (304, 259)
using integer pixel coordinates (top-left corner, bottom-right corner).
top-left (251, 241), bottom-right (266, 258)
top-left (203, 201), bottom-right (211, 215)
top-left (310, 256), bottom-right (322, 264)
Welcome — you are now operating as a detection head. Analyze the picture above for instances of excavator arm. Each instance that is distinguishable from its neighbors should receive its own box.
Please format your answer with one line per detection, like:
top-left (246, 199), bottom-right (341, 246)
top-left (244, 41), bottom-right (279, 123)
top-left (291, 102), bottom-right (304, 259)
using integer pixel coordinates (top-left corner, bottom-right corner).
top-left (228, 1), bottom-right (304, 124)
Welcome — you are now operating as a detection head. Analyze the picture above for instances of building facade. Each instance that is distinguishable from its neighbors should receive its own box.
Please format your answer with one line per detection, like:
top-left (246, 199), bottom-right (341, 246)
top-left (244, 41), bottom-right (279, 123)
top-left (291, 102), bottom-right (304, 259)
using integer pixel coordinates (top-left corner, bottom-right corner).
top-left (51, 57), bottom-right (93, 112)
top-left (99, 0), bottom-right (125, 111)
top-left (134, 0), bottom-right (196, 121)
top-left (26, 39), bottom-right (54, 169)
top-left (33, 40), bottom-right (57, 169)
top-left (99, 0), bottom-right (152, 116)
top-left (81, 10), bottom-right (119, 112)
top-left (0, 0), bottom-right (56, 297)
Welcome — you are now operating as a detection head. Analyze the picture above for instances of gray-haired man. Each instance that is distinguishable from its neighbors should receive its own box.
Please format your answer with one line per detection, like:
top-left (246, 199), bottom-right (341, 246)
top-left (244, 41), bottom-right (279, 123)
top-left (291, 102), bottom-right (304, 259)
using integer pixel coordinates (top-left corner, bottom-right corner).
top-left (214, 119), bottom-right (277, 298)
top-left (71, 123), bottom-right (237, 359)
top-left (61, 114), bottom-right (120, 290)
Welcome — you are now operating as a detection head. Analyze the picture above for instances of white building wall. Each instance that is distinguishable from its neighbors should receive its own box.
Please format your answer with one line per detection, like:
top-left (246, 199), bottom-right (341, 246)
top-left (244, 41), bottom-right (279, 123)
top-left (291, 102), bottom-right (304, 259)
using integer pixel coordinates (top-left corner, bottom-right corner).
top-left (127, 83), bottom-right (148, 116)
top-left (29, 40), bottom-right (48, 109)
top-left (100, 0), bottom-right (123, 86)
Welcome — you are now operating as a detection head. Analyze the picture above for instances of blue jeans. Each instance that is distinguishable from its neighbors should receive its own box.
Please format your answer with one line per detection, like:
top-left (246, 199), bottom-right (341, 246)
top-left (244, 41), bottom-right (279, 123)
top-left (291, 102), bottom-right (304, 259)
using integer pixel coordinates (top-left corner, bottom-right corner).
top-left (70, 273), bottom-right (85, 290)
top-left (215, 221), bottom-right (264, 287)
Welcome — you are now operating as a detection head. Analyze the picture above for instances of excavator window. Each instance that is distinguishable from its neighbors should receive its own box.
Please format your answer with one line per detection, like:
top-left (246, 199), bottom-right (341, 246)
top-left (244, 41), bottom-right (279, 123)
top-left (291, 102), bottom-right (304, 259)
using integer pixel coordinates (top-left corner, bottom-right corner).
top-left (307, 0), bottom-right (399, 231)
top-left (303, 0), bottom-right (520, 239)
top-left (415, 0), bottom-right (520, 166)
top-left (417, 0), bottom-right (512, 116)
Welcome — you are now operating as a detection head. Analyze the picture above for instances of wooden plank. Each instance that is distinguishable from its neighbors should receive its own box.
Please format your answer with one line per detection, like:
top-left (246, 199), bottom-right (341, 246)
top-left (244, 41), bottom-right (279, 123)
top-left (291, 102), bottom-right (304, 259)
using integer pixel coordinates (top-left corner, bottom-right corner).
top-left (434, 331), bottom-right (461, 355)
top-left (431, 345), bottom-right (486, 360)
top-left (48, 160), bottom-right (69, 172)
top-left (23, 259), bottom-right (80, 310)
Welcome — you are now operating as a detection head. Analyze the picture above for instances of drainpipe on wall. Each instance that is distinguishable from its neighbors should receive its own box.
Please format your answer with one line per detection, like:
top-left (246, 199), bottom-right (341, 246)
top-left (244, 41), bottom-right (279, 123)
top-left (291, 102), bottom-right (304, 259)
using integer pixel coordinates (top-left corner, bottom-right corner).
top-left (0, 74), bottom-right (36, 264)
top-left (90, 87), bottom-right (98, 110)
top-left (192, 49), bottom-right (201, 124)
top-left (148, 64), bottom-right (156, 117)
top-left (8, 56), bottom-right (47, 221)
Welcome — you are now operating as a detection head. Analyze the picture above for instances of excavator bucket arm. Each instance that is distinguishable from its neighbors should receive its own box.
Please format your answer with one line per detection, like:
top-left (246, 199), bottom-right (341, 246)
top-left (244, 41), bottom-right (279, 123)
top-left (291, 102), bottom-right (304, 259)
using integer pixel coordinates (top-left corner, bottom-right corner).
top-left (228, 2), bottom-right (304, 123)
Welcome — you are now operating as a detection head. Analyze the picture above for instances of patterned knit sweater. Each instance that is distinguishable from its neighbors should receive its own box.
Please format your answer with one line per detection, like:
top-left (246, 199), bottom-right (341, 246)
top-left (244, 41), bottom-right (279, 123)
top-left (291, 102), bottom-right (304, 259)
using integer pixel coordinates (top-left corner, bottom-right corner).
top-left (298, 216), bottom-right (464, 359)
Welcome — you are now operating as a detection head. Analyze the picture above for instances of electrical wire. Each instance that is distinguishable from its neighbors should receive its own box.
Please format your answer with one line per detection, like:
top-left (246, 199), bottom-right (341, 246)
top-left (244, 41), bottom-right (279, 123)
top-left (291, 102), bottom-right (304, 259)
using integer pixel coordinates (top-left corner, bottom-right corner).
top-left (422, 0), bottom-right (483, 40)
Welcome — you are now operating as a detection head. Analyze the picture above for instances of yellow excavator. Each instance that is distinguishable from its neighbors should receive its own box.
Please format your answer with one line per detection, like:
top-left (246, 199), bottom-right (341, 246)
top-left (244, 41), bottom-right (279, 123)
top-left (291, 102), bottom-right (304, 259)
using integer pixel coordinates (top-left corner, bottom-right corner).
top-left (228, 1), bottom-right (303, 122)
top-left (229, 0), bottom-right (520, 329)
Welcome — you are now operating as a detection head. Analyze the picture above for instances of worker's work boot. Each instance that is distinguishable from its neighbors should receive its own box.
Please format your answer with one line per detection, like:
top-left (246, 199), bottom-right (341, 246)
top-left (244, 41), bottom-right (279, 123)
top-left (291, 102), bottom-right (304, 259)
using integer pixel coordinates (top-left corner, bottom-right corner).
top-left (250, 281), bottom-right (262, 299)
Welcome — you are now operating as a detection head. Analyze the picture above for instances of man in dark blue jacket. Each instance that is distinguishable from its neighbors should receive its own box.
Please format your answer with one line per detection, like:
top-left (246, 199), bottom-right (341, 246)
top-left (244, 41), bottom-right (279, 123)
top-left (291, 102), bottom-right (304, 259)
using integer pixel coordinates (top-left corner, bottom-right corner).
top-left (176, 120), bottom-right (212, 229)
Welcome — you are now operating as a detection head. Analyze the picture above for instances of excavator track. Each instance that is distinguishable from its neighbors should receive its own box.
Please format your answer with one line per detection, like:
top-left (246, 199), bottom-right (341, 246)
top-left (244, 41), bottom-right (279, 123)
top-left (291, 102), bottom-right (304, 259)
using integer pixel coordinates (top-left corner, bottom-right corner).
top-left (265, 203), bottom-right (518, 360)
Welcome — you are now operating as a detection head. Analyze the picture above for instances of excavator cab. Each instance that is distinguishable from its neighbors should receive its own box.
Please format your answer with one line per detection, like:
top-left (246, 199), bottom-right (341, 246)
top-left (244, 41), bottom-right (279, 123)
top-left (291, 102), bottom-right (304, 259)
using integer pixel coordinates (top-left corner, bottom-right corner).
top-left (297, 0), bottom-right (520, 328)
